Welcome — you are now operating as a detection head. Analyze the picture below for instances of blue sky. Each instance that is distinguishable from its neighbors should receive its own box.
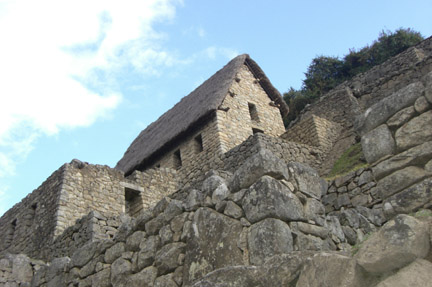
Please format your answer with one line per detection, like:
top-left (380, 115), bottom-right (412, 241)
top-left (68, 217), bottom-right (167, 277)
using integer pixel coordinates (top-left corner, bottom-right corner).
top-left (1, 0), bottom-right (431, 216)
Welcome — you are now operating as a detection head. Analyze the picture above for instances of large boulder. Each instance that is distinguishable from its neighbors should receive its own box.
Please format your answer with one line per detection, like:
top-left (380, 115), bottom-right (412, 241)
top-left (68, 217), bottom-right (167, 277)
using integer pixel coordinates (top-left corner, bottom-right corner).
top-left (154, 242), bottom-right (186, 275)
top-left (191, 266), bottom-right (266, 287)
top-left (288, 162), bottom-right (328, 199)
top-left (355, 214), bottom-right (430, 274)
top-left (395, 110), bottom-right (432, 151)
top-left (375, 259), bottom-right (432, 287)
top-left (242, 175), bottom-right (304, 223)
top-left (383, 178), bottom-right (432, 217)
top-left (230, 149), bottom-right (289, 192)
top-left (357, 82), bottom-right (424, 135)
top-left (248, 218), bottom-right (293, 265)
top-left (376, 166), bottom-right (429, 199)
top-left (296, 252), bottom-right (367, 287)
top-left (183, 207), bottom-right (243, 285)
top-left (373, 141), bottom-right (432, 180)
top-left (361, 124), bottom-right (395, 164)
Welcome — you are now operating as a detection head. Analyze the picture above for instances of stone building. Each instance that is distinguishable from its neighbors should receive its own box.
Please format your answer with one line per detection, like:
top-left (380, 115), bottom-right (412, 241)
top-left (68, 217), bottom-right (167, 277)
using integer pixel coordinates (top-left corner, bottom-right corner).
top-left (0, 54), bottom-right (289, 259)
top-left (116, 54), bottom-right (288, 184)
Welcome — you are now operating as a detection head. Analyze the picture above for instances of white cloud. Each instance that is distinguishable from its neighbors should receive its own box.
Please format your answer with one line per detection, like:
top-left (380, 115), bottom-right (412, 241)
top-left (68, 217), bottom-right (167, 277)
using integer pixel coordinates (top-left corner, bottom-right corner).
top-left (0, 0), bottom-right (183, 178)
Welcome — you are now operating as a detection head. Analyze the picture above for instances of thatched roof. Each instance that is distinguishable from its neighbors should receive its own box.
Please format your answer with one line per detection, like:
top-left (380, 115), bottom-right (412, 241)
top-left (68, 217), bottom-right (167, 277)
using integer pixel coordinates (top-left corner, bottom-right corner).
top-left (116, 54), bottom-right (288, 175)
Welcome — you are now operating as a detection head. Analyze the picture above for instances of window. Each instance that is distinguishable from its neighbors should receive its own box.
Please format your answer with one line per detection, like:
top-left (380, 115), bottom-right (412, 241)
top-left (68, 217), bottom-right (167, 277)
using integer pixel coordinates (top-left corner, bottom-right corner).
top-left (173, 150), bottom-right (182, 169)
top-left (29, 203), bottom-right (37, 227)
top-left (125, 188), bottom-right (142, 217)
top-left (248, 103), bottom-right (260, 122)
top-left (6, 219), bottom-right (17, 247)
top-left (194, 134), bottom-right (204, 153)
top-left (252, 128), bottom-right (264, 134)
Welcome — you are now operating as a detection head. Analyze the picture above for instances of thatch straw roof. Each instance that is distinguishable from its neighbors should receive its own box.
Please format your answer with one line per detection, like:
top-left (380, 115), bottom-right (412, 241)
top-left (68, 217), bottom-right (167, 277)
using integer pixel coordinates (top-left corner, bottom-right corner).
top-left (116, 54), bottom-right (288, 175)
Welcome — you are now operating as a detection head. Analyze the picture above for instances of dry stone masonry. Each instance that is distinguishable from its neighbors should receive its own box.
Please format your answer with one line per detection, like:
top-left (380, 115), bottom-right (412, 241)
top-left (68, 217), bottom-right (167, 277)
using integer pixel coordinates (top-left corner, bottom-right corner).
top-left (1, 37), bottom-right (432, 286)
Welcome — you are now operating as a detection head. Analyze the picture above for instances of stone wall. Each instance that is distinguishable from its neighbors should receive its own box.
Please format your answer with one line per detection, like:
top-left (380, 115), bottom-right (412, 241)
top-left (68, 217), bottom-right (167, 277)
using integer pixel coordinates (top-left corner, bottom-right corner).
top-left (281, 115), bottom-right (342, 153)
top-left (126, 168), bottom-right (179, 211)
top-left (21, 149), bottom-right (355, 286)
top-left (0, 165), bottom-right (65, 259)
top-left (147, 64), bottom-right (286, 191)
top-left (0, 160), bottom-right (163, 260)
top-left (358, 72), bottom-right (432, 219)
top-left (287, 36), bottom-right (432, 176)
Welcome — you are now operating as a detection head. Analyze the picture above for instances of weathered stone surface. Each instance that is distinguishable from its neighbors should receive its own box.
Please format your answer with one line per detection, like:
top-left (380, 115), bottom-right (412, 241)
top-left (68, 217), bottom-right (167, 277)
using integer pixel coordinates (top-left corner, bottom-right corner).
top-left (383, 178), bottom-right (432, 217)
top-left (322, 193), bottom-right (337, 207)
top-left (223, 201), bottom-right (243, 219)
top-left (387, 106), bottom-right (416, 129)
top-left (134, 210), bottom-right (153, 231)
top-left (292, 222), bottom-right (329, 239)
top-left (248, 218), bottom-right (293, 265)
top-left (376, 166), bottom-right (429, 199)
top-left (342, 226), bottom-right (358, 245)
top-left (395, 110), bottom-right (432, 151)
top-left (373, 141), bottom-right (432, 180)
top-left (357, 170), bottom-right (373, 186)
top-left (325, 216), bottom-right (345, 242)
top-left (145, 214), bottom-right (165, 235)
top-left (159, 225), bottom-right (173, 245)
top-left (71, 240), bottom-right (111, 268)
top-left (230, 149), bottom-right (289, 192)
top-left (110, 258), bottom-right (133, 286)
top-left (334, 172), bottom-right (355, 188)
top-left (425, 71), bottom-right (432, 104)
top-left (154, 274), bottom-right (177, 287)
top-left (335, 193), bottom-right (351, 209)
top-left (296, 253), bottom-right (366, 287)
top-left (202, 175), bottom-right (227, 196)
top-left (358, 82), bottom-right (424, 134)
top-left (191, 266), bottom-right (266, 287)
top-left (361, 124), bottom-right (395, 163)
top-left (426, 159), bottom-right (432, 172)
top-left (163, 199), bottom-right (183, 222)
top-left (288, 162), bottom-right (327, 199)
top-left (125, 231), bottom-right (146, 252)
top-left (242, 176), bottom-right (304, 223)
top-left (137, 235), bottom-right (160, 270)
top-left (355, 214), bottom-right (430, 274)
top-left (211, 183), bottom-right (230, 204)
top-left (356, 206), bottom-right (385, 227)
top-left (10, 254), bottom-right (33, 283)
top-left (154, 242), bottom-right (186, 275)
top-left (294, 232), bottom-right (326, 251)
top-left (104, 242), bottom-right (125, 264)
top-left (375, 259), bottom-right (432, 287)
top-left (128, 266), bottom-right (157, 287)
top-left (414, 96), bottom-right (431, 113)
top-left (183, 207), bottom-right (243, 285)
top-left (89, 268), bottom-right (111, 287)
top-left (184, 189), bottom-right (206, 211)
top-left (304, 198), bottom-right (325, 224)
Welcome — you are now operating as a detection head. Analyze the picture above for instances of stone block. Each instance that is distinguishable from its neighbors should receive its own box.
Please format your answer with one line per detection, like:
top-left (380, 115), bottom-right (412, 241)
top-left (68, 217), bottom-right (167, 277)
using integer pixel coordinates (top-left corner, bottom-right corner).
top-left (395, 110), bottom-right (432, 151)
top-left (230, 149), bottom-right (289, 192)
top-left (425, 71), bottom-right (432, 104)
top-left (414, 96), bottom-right (431, 113)
top-left (357, 82), bottom-right (424, 135)
top-left (377, 166), bottom-right (429, 199)
top-left (183, 207), bottom-right (243, 285)
top-left (191, 266), bottom-right (265, 287)
top-left (248, 218), bottom-right (293, 265)
top-left (154, 242), bottom-right (186, 275)
top-left (373, 141), bottom-right (432, 180)
top-left (383, 177), bottom-right (432, 217)
top-left (242, 176), bottom-right (304, 223)
top-left (355, 214), bottom-right (430, 274)
top-left (287, 162), bottom-right (327, 200)
top-left (223, 201), bottom-right (243, 219)
top-left (296, 253), bottom-right (365, 287)
top-left (361, 124), bottom-right (395, 163)
top-left (387, 106), bottom-right (416, 129)
top-left (375, 259), bottom-right (432, 287)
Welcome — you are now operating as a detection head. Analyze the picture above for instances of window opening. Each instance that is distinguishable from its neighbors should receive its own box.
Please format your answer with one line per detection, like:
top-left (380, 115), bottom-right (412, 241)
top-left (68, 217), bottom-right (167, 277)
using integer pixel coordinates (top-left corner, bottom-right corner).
top-left (125, 188), bottom-right (142, 217)
top-left (173, 150), bottom-right (182, 169)
top-left (248, 103), bottom-right (260, 122)
top-left (6, 219), bottom-right (17, 248)
top-left (194, 134), bottom-right (204, 153)
top-left (29, 203), bottom-right (37, 227)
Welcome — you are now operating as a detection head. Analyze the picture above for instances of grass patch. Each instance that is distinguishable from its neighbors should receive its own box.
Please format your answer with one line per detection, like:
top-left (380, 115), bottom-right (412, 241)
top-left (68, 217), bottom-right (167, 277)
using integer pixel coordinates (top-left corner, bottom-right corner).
top-left (326, 143), bottom-right (369, 180)
top-left (411, 209), bottom-right (432, 218)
